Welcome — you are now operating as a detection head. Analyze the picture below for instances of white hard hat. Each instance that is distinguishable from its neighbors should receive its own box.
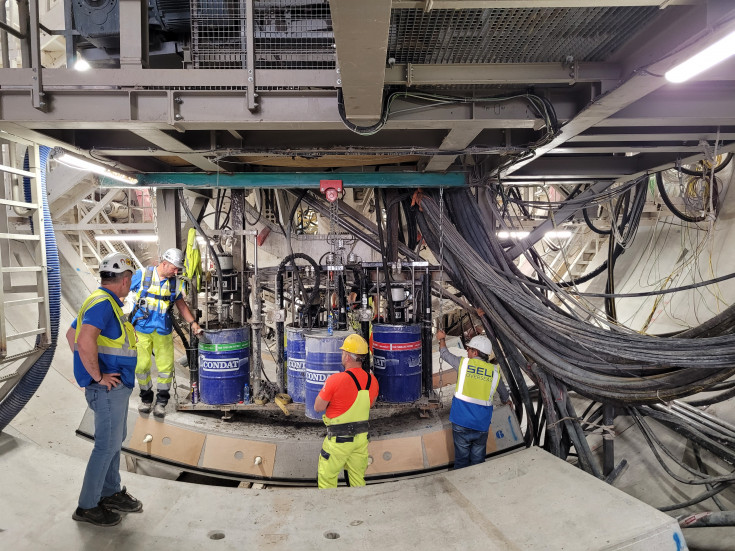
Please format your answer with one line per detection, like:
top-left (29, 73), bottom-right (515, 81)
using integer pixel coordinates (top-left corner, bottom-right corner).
top-left (99, 252), bottom-right (134, 274)
top-left (467, 335), bottom-right (493, 356)
top-left (162, 248), bottom-right (184, 269)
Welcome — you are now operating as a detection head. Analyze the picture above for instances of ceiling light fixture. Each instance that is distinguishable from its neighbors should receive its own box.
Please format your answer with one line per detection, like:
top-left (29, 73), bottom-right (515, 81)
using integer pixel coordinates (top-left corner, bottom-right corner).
top-left (50, 147), bottom-right (138, 184)
top-left (94, 234), bottom-right (157, 242)
top-left (665, 29), bottom-right (735, 83)
top-left (74, 57), bottom-right (91, 71)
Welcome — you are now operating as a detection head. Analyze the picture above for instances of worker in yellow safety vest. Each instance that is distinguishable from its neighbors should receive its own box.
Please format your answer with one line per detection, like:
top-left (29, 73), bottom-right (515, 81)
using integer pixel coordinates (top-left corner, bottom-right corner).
top-left (130, 248), bottom-right (202, 418)
top-left (436, 330), bottom-right (512, 469)
top-left (314, 334), bottom-right (379, 488)
top-left (66, 252), bottom-right (142, 527)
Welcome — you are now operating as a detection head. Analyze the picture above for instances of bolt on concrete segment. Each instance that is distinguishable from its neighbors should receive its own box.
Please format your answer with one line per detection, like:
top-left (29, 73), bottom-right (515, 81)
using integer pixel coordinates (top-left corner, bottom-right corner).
top-left (0, 433), bottom-right (685, 550)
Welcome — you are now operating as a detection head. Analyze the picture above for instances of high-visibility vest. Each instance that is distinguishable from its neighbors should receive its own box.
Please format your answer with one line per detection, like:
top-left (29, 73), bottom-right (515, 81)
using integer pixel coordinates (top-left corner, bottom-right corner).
top-left (74, 289), bottom-right (137, 378)
top-left (184, 228), bottom-right (202, 292)
top-left (131, 266), bottom-right (183, 331)
top-left (454, 357), bottom-right (500, 407)
top-left (323, 370), bottom-right (372, 427)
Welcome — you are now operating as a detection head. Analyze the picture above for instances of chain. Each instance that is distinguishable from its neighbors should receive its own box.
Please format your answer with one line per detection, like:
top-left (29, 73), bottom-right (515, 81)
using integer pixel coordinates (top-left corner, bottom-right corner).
top-left (326, 198), bottom-right (339, 257)
top-left (172, 357), bottom-right (179, 405)
top-left (437, 187), bottom-right (445, 398)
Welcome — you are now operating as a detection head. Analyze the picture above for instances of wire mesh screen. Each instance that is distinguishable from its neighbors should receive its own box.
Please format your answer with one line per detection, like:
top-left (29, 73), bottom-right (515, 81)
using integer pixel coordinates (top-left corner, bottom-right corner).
top-left (254, 0), bottom-right (335, 69)
top-left (191, 0), bottom-right (247, 69)
top-left (191, 0), bottom-right (335, 70)
top-left (388, 7), bottom-right (660, 64)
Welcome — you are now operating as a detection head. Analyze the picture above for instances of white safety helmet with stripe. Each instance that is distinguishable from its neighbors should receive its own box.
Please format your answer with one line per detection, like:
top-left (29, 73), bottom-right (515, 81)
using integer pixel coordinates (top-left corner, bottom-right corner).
top-left (99, 252), bottom-right (134, 274)
top-left (162, 247), bottom-right (185, 269)
top-left (467, 335), bottom-right (493, 356)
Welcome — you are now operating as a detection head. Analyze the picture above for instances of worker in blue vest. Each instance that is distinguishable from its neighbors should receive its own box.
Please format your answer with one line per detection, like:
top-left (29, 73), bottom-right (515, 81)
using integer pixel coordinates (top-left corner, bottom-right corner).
top-left (130, 248), bottom-right (202, 418)
top-left (436, 329), bottom-right (512, 469)
top-left (66, 252), bottom-right (142, 527)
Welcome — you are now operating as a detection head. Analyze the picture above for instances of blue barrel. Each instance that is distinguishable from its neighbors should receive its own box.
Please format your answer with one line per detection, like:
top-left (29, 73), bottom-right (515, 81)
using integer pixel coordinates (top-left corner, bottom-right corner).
top-left (198, 326), bottom-right (250, 405)
top-left (372, 324), bottom-right (422, 403)
top-left (286, 326), bottom-right (306, 403)
top-left (304, 330), bottom-right (351, 420)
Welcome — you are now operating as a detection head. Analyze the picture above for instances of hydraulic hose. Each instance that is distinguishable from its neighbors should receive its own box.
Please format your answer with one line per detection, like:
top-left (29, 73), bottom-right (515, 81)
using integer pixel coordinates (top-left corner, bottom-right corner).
top-left (0, 146), bottom-right (60, 431)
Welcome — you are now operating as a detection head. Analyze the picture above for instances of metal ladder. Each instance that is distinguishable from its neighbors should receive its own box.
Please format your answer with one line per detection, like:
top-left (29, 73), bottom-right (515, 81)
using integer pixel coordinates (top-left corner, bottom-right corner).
top-left (0, 140), bottom-right (51, 398)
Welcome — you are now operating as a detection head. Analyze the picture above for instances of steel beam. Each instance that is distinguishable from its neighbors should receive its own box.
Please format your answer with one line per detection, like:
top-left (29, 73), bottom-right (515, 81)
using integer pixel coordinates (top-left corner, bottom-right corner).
top-left (0, 92), bottom-right (552, 130)
top-left (119, 0), bottom-right (147, 68)
top-left (155, 189), bottom-right (180, 254)
top-left (508, 156), bottom-right (638, 179)
top-left (131, 129), bottom-right (224, 172)
top-left (548, 145), bottom-right (705, 154)
top-left (330, 0), bottom-right (392, 124)
top-left (0, 67), bottom-right (337, 89)
top-left (103, 171), bottom-right (467, 189)
top-left (569, 132), bottom-right (735, 143)
top-left (384, 62), bottom-right (620, 86)
top-left (424, 127), bottom-right (483, 172)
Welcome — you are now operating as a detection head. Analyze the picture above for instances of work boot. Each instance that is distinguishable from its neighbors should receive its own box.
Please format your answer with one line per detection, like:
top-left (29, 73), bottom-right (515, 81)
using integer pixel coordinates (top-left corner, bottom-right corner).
top-left (138, 401), bottom-right (152, 414)
top-left (153, 402), bottom-right (166, 418)
top-left (72, 505), bottom-right (121, 527)
top-left (99, 486), bottom-right (143, 513)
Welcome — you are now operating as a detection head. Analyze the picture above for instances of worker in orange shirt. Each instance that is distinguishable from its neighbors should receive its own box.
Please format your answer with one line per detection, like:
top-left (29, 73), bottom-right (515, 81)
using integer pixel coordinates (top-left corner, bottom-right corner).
top-left (314, 334), bottom-right (378, 488)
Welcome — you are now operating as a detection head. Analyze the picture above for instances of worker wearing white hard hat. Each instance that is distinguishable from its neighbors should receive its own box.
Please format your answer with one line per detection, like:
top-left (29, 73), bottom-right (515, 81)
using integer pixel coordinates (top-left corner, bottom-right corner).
top-left (66, 252), bottom-right (142, 526)
top-left (129, 248), bottom-right (202, 418)
top-left (435, 328), bottom-right (512, 469)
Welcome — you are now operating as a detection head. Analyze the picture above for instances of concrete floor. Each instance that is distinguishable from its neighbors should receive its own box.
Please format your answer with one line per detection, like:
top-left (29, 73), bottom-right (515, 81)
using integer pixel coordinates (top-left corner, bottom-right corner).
top-left (0, 432), bottom-right (686, 551)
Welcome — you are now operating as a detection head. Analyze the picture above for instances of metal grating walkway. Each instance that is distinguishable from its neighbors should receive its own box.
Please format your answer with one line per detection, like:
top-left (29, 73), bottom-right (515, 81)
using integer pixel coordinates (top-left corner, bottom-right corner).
top-left (388, 7), bottom-right (660, 64)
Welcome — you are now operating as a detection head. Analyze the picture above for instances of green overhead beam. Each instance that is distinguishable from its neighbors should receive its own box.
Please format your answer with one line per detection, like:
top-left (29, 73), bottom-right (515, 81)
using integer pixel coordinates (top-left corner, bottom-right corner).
top-left (100, 171), bottom-right (467, 189)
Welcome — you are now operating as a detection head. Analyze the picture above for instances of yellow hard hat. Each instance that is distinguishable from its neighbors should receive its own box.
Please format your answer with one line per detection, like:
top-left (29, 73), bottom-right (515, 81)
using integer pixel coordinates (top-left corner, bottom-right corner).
top-left (340, 334), bottom-right (369, 355)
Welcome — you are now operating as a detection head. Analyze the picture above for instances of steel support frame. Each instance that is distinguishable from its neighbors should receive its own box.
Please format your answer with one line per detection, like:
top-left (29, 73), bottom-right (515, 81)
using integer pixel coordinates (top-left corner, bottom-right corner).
top-left (156, 188), bottom-right (181, 255)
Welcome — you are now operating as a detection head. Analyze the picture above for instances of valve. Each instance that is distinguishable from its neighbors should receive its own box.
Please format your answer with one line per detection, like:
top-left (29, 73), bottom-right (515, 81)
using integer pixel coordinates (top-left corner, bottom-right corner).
top-left (320, 179), bottom-right (343, 203)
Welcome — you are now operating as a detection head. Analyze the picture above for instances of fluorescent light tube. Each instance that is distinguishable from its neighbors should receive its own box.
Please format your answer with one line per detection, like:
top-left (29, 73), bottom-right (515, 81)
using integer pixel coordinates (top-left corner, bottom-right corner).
top-left (95, 234), bottom-right (157, 242)
top-left (665, 30), bottom-right (735, 83)
top-left (545, 230), bottom-right (572, 239)
top-left (51, 148), bottom-right (138, 184)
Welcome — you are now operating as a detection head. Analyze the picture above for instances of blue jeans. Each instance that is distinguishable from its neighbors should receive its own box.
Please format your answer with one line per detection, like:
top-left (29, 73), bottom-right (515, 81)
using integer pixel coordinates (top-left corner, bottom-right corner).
top-left (78, 383), bottom-right (132, 509)
top-left (452, 423), bottom-right (489, 469)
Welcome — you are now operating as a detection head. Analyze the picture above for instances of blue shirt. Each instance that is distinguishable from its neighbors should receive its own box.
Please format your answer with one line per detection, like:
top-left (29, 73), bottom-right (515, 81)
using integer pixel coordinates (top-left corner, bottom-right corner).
top-left (129, 267), bottom-right (184, 335)
top-left (72, 288), bottom-right (135, 388)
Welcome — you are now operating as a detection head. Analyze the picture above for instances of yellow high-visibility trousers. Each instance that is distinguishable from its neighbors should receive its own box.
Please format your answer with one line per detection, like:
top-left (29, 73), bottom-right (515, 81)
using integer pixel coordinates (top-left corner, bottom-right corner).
top-left (317, 433), bottom-right (369, 489)
top-left (135, 330), bottom-right (174, 393)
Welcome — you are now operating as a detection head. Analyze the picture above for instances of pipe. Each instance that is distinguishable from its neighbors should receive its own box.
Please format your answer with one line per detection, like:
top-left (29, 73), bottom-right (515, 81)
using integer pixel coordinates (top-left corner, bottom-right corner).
top-left (0, 146), bottom-right (60, 430)
top-left (0, 0), bottom-right (11, 69)
top-left (9, 145), bottom-right (31, 216)
top-left (178, 189), bottom-right (224, 324)
top-left (603, 404), bottom-right (615, 476)
top-left (421, 271), bottom-right (432, 397)
top-left (337, 274), bottom-right (347, 330)
top-left (276, 269), bottom-right (285, 393)
top-left (674, 400), bottom-right (735, 436)
top-left (252, 284), bottom-right (263, 399)
top-left (360, 269), bottom-right (370, 342)
top-left (678, 511), bottom-right (735, 528)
